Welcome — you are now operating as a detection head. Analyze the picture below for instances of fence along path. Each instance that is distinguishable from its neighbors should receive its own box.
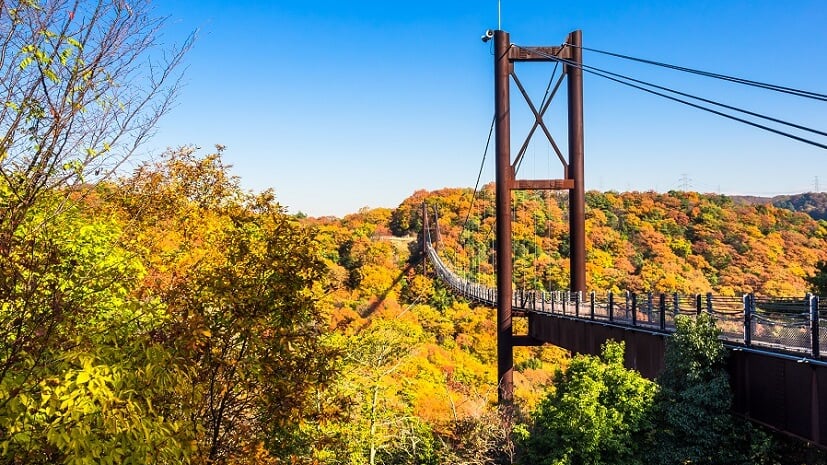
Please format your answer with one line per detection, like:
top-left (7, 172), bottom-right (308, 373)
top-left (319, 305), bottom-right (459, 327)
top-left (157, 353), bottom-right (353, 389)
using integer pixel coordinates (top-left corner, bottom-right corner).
top-left (425, 239), bottom-right (826, 362)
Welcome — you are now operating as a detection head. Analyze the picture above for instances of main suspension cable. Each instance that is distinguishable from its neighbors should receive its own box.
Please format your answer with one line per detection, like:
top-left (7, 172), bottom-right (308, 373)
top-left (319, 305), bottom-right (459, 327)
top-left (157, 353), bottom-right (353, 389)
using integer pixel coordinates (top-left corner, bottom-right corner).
top-left (559, 54), bottom-right (827, 138)
top-left (517, 46), bottom-right (827, 150)
top-left (567, 43), bottom-right (827, 102)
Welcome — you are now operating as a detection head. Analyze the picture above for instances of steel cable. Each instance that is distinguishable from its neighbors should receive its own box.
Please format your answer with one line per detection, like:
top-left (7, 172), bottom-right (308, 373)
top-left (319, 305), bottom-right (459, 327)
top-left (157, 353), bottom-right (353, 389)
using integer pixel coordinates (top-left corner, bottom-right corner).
top-left (567, 43), bottom-right (827, 102)
top-left (516, 46), bottom-right (827, 151)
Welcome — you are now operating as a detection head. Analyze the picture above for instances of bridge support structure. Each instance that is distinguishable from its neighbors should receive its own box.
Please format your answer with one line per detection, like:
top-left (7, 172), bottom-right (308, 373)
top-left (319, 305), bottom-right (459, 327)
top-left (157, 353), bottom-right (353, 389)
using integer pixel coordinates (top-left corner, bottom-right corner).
top-left (492, 29), bottom-right (585, 404)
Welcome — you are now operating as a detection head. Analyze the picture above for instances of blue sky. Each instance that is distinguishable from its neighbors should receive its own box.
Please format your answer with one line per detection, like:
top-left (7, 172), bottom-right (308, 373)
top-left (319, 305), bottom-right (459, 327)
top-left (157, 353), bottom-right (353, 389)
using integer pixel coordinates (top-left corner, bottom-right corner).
top-left (148, 1), bottom-right (827, 217)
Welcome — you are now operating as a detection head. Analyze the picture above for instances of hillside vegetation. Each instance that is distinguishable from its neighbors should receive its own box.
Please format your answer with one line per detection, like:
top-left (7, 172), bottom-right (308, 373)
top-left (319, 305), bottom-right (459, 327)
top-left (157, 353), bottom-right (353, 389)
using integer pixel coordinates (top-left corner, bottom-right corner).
top-left (732, 192), bottom-right (827, 221)
top-left (4, 147), bottom-right (826, 463)
top-left (306, 185), bottom-right (827, 464)
top-left (391, 185), bottom-right (827, 297)
top-left (3, 1), bottom-right (823, 461)
top-left (1, 150), bottom-right (569, 464)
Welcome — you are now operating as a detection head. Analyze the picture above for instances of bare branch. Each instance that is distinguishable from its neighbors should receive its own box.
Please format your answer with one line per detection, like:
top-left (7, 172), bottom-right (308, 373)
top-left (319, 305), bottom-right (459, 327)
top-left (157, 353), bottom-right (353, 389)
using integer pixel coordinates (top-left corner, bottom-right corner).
top-left (1, 0), bottom-right (193, 233)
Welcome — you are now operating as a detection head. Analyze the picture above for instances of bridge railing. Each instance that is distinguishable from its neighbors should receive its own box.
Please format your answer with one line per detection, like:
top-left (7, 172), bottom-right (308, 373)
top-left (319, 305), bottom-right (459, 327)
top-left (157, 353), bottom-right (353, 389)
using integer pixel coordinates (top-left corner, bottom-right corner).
top-left (751, 296), bottom-right (812, 355)
top-left (709, 295), bottom-right (745, 342)
top-left (423, 242), bottom-right (824, 360)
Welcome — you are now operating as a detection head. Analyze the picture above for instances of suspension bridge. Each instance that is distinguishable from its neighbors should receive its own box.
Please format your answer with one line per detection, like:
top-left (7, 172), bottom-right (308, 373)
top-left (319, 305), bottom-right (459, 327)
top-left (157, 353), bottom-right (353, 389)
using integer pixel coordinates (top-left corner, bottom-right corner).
top-left (421, 29), bottom-right (827, 448)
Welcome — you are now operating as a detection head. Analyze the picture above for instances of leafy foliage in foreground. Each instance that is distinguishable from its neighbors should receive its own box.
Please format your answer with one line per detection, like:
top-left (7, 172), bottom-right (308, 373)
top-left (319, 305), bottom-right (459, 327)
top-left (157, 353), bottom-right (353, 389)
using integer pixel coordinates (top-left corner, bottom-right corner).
top-left (519, 341), bottom-right (656, 465)
top-left (518, 315), bottom-right (827, 465)
top-left (1, 149), bottom-right (336, 464)
top-left (0, 193), bottom-right (193, 463)
top-left (650, 314), bottom-right (757, 465)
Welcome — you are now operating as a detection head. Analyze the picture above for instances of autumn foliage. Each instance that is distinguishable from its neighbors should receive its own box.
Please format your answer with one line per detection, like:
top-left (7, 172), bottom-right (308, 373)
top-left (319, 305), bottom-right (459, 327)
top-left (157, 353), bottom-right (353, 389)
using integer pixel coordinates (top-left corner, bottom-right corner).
top-left (393, 185), bottom-right (827, 297)
top-left (4, 1), bottom-right (827, 462)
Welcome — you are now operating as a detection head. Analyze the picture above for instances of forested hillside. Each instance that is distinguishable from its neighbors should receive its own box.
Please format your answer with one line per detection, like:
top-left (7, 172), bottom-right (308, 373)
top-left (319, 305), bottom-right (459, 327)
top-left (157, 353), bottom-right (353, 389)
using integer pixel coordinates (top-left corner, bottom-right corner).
top-left (392, 185), bottom-right (827, 297)
top-left (5, 148), bottom-right (826, 463)
top-left (771, 192), bottom-right (827, 221)
top-left (1, 149), bottom-right (568, 464)
top-left (298, 185), bottom-right (827, 463)
top-left (3, 1), bottom-right (825, 463)
top-left (732, 192), bottom-right (827, 221)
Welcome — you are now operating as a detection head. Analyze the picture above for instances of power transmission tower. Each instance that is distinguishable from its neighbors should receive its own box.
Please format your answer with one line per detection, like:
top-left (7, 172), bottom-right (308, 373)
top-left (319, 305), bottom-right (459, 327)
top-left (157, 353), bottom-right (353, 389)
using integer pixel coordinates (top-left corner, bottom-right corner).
top-left (679, 173), bottom-right (692, 191)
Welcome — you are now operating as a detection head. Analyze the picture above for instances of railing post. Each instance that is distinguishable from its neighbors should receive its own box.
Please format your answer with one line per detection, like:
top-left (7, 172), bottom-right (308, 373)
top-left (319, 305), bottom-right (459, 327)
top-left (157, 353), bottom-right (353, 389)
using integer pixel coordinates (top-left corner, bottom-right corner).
top-left (575, 291), bottom-right (581, 318)
top-left (631, 293), bottom-right (638, 326)
top-left (541, 291), bottom-right (545, 313)
top-left (744, 293), bottom-right (753, 346)
top-left (608, 291), bottom-right (614, 322)
top-left (810, 294), bottom-right (820, 359)
top-left (590, 291), bottom-right (596, 320)
top-left (706, 292), bottom-right (713, 314)
top-left (625, 291), bottom-right (631, 320)
top-left (659, 293), bottom-right (666, 331)
top-left (695, 293), bottom-right (702, 315)
top-left (673, 292), bottom-right (680, 316)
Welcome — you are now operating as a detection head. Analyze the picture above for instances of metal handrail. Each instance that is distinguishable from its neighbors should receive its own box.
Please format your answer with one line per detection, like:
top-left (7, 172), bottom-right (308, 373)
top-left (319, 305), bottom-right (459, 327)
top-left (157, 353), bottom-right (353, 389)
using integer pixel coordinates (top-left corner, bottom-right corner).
top-left (424, 240), bottom-right (824, 360)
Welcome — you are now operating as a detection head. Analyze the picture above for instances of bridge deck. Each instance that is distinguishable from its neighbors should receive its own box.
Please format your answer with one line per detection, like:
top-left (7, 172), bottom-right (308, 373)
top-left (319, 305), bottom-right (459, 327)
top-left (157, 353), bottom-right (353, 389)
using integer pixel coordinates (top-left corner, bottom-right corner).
top-left (425, 242), bottom-right (827, 448)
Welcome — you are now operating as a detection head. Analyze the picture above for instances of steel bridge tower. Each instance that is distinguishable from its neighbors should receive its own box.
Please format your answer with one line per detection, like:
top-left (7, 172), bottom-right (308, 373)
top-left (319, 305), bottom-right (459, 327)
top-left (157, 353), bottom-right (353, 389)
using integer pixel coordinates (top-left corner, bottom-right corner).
top-left (491, 29), bottom-right (585, 404)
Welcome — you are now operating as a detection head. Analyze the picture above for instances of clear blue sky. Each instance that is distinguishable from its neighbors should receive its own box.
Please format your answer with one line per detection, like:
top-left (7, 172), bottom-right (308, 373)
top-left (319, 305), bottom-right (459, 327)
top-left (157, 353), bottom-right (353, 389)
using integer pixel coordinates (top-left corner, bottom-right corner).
top-left (147, 1), bottom-right (827, 217)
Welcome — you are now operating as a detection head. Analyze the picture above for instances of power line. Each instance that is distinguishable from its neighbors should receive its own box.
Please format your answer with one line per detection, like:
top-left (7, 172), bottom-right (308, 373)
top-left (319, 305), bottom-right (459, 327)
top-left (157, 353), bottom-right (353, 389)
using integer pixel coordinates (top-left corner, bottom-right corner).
top-left (567, 44), bottom-right (827, 102)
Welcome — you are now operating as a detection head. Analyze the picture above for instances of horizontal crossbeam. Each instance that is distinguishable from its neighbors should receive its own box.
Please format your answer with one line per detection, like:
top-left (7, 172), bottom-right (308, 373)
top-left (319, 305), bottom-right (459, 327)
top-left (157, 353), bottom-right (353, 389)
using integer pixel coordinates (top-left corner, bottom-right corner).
top-left (509, 46), bottom-right (571, 62)
top-left (511, 335), bottom-right (545, 346)
top-left (512, 179), bottom-right (574, 190)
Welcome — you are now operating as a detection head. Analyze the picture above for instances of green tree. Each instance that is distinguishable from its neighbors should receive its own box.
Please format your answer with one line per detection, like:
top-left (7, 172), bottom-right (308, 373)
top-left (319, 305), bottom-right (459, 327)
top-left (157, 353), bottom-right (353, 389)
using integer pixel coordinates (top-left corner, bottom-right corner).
top-left (807, 261), bottom-right (827, 296)
top-left (0, 195), bottom-right (194, 464)
top-left (352, 320), bottom-right (423, 465)
top-left (520, 341), bottom-right (656, 465)
top-left (1, 2), bottom-right (192, 461)
top-left (378, 416), bottom-right (440, 465)
top-left (650, 313), bottom-right (755, 465)
top-left (113, 149), bottom-right (339, 464)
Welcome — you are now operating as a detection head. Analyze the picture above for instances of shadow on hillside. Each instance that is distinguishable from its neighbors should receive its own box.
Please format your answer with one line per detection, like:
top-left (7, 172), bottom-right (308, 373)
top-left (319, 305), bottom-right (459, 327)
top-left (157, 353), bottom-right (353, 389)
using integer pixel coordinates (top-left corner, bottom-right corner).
top-left (360, 251), bottom-right (422, 319)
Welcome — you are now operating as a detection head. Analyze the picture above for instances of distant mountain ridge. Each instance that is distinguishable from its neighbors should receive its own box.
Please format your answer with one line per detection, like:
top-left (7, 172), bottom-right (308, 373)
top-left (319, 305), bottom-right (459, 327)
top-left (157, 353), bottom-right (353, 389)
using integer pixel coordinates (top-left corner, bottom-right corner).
top-left (730, 192), bottom-right (827, 221)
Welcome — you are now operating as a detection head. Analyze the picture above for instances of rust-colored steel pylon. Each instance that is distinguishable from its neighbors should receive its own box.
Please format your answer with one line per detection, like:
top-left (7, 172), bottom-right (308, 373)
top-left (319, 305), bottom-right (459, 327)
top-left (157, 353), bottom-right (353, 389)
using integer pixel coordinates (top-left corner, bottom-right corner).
top-left (492, 29), bottom-right (585, 405)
